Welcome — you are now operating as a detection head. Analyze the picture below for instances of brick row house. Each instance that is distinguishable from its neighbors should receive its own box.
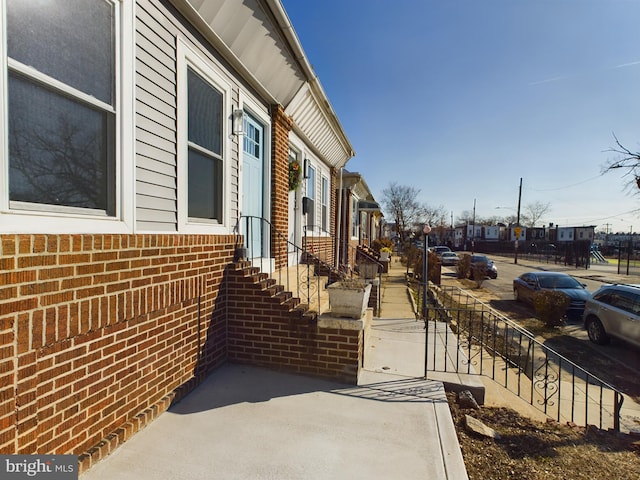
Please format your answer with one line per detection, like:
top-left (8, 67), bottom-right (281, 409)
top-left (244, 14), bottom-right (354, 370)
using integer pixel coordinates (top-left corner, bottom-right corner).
top-left (0, 0), bottom-right (367, 468)
top-left (337, 170), bottom-right (383, 269)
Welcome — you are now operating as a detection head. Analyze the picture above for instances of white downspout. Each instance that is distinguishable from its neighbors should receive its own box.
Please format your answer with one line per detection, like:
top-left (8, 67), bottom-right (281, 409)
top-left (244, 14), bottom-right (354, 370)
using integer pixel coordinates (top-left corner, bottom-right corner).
top-left (335, 168), bottom-right (343, 269)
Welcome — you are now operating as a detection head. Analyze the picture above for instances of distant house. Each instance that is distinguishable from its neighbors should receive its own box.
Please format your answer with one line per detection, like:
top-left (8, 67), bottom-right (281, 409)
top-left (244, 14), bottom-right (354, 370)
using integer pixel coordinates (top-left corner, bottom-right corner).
top-left (509, 226), bottom-right (527, 242)
top-left (337, 170), bottom-right (382, 266)
top-left (575, 226), bottom-right (595, 243)
top-left (557, 227), bottom-right (575, 242)
top-left (483, 225), bottom-right (500, 241)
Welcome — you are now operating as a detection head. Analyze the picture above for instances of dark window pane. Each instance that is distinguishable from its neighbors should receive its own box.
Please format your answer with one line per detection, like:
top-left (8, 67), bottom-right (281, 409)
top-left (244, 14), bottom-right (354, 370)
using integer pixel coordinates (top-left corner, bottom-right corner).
top-left (188, 68), bottom-right (222, 155)
top-left (7, 0), bottom-right (115, 105)
top-left (322, 205), bottom-right (327, 231)
top-left (8, 73), bottom-right (115, 214)
top-left (306, 199), bottom-right (315, 229)
top-left (188, 149), bottom-right (222, 220)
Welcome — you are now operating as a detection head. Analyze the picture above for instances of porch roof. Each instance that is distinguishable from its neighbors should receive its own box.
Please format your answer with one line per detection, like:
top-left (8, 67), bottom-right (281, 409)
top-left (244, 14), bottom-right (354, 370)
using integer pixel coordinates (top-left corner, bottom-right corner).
top-left (171, 0), bottom-right (355, 169)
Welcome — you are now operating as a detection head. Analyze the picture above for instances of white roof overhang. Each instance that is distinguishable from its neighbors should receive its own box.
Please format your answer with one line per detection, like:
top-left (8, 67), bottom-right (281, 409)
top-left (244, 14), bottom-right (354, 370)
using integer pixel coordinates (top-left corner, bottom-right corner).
top-left (171, 0), bottom-right (355, 169)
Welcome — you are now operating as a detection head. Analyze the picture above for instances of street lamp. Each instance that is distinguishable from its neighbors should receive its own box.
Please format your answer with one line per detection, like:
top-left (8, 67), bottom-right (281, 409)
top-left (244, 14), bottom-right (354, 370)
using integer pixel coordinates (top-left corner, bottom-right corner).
top-left (422, 224), bottom-right (431, 321)
top-left (422, 223), bottom-right (431, 379)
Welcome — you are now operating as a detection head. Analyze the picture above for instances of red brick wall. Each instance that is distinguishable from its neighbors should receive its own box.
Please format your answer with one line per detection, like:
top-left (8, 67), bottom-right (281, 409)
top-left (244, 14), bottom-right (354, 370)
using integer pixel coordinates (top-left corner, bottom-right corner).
top-left (302, 236), bottom-right (335, 267)
top-left (270, 105), bottom-right (293, 270)
top-left (226, 262), bottom-right (361, 383)
top-left (0, 234), bottom-right (235, 458)
top-left (1, 232), bottom-right (364, 472)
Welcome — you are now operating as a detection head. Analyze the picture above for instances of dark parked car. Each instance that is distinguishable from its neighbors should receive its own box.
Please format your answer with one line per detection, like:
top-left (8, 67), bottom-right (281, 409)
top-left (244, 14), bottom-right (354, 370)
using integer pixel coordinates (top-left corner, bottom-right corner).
top-left (583, 284), bottom-right (640, 348)
top-left (513, 272), bottom-right (590, 320)
top-left (469, 254), bottom-right (497, 279)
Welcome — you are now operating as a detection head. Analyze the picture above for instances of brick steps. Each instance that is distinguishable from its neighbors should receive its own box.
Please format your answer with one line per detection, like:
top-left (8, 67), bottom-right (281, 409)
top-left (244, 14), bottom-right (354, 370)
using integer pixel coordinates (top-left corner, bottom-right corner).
top-left (233, 262), bottom-right (320, 320)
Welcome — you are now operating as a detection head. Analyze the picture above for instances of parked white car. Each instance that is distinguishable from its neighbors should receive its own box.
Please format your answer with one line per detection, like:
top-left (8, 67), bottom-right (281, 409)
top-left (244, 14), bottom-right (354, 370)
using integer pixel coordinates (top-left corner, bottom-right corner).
top-left (583, 284), bottom-right (640, 348)
top-left (439, 251), bottom-right (459, 266)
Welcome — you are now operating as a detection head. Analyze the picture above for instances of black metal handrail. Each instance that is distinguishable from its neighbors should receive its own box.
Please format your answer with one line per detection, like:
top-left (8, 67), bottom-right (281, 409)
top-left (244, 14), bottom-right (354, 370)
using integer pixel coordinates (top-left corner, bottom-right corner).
top-left (236, 216), bottom-right (358, 318)
top-left (235, 216), bottom-right (385, 318)
top-left (426, 284), bottom-right (625, 432)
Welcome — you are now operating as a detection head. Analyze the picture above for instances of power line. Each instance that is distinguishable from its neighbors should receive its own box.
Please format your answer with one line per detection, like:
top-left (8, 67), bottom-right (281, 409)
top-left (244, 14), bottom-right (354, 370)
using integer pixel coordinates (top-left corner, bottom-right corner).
top-left (528, 173), bottom-right (606, 192)
top-left (558, 208), bottom-right (640, 225)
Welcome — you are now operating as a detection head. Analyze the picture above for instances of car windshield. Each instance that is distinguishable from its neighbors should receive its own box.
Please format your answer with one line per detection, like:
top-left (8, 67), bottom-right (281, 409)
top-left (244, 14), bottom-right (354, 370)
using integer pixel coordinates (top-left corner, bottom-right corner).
top-left (538, 275), bottom-right (582, 289)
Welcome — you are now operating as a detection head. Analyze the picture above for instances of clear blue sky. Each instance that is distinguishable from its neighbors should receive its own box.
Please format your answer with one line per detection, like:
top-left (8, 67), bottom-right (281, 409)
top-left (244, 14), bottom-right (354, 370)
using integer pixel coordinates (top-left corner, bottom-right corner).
top-left (281, 0), bottom-right (640, 233)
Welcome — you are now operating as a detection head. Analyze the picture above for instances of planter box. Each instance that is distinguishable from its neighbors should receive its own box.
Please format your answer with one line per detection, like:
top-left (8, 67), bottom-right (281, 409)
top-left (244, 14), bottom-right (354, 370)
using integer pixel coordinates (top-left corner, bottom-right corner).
top-left (357, 261), bottom-right (380, 279)
top-left (327, 280), bottom-right (372, 319)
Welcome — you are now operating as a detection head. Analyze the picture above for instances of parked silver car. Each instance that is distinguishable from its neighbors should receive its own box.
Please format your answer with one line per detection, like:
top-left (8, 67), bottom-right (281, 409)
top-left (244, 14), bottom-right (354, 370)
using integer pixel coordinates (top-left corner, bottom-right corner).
top-left (439, 251), bottom-right (459, 266)
top-left (583, 284), bottom-right (640, 348)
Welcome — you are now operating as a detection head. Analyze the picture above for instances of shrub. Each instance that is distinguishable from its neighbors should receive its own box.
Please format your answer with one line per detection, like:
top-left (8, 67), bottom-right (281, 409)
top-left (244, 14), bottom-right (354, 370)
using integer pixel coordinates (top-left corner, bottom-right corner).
top-left (371, 238), bottom-right (394, 253)
top-left (413, 250), bottom-right (440, 284)
top-left (470, 263), bottom-right (487, 288)
top-left (457, 254), bottom-right (471, 279)
top-left (533, 290), bottom-right (570, 327)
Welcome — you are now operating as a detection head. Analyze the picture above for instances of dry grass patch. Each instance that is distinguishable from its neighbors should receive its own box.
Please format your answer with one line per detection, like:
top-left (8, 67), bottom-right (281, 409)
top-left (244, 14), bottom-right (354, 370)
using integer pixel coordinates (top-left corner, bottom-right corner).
top-left (448, 392), bottom-right (640, 480)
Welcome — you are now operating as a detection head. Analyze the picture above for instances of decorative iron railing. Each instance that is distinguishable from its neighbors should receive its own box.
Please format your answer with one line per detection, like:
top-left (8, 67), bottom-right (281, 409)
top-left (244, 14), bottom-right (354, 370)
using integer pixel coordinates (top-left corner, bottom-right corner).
top-left (427, 284), bottom-right (626, 432)
top-left (236, 216), bottom-right (383, 318)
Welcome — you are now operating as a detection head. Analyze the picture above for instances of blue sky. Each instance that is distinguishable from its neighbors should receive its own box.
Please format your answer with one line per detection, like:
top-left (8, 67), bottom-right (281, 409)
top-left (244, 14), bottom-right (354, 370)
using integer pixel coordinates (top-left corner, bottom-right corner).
top-left (281, 0), bottom-right (640, 233)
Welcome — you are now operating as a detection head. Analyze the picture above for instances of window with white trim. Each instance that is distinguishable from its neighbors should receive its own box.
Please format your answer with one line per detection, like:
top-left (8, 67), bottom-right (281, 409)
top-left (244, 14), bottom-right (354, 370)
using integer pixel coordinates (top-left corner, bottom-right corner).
top-left (321, 176), bottom-right (328, 232)
top-left (177, 40), bottom-right (231, 233)
top-left (351, 196), bottom-right (358, 238)
top-left (187, 67), bottom-right (223, 221)
top-left (3, 0), bottom-right (127, 220)
top-left (305, 164), bottom-right (315, 231)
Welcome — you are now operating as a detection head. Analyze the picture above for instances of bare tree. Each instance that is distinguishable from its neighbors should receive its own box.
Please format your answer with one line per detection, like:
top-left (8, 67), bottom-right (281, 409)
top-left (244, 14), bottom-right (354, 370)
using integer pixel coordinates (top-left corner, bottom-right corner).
top-left (604, 133), bottom-right (640, 192)
top-left (457, 210), bottom-right (475, 224)
top-left (421, 204), bottom-right (447, 228)
top-left (522, 201), bottom-right (551, 228)
top-left (381, 182), bottom-right (422, 243)
top-left (421, 204), bottom-right (449, 244)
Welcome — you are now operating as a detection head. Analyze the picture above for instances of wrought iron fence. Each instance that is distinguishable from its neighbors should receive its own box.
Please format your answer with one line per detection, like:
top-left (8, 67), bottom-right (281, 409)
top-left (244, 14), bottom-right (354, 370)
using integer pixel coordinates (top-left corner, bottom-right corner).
top-left (427, 284), bottom-right (625, 432)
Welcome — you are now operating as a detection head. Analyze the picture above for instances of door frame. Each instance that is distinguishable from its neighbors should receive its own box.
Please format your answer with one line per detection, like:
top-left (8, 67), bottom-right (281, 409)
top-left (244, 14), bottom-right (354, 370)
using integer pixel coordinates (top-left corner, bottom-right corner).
top-left (239, 94), bottom-right (272, 271)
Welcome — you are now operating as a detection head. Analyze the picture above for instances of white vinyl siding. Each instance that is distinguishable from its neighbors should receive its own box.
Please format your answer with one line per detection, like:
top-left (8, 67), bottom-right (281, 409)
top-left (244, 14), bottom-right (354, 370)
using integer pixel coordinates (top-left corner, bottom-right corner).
top-left (136, 0), bottom-right (241, 233)
top-left (135, 0), bottom-right (177, 231)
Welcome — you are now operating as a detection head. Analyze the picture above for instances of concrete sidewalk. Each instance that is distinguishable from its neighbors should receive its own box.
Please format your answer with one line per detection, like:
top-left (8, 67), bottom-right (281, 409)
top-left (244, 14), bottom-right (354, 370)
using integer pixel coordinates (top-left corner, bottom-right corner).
top-left (81, 258), bottom-right (470, 480)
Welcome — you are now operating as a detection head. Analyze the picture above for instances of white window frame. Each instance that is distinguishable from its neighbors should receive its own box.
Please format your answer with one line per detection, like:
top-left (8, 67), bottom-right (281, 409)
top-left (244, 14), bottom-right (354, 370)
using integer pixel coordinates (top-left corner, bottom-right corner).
top-left (321, 175), bottom-right (328, 233)
top-left (305, 163), bottom-right (316, 232)
top-left (177, 38), bottom-right (232, 234)
top-left (0, 0), bottom-right (135, 234)
top-left (351, 196), bottom-right (359, 239)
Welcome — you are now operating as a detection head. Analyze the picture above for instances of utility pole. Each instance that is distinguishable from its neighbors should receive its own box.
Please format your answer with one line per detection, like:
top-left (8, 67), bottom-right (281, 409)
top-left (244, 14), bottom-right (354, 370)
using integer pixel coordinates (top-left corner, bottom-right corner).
top-left (450, 211), bottom-right (454, 247)
top-left (471, 199), bottom-right (476, 254)
top-left (514, 178), bottom-right (522, 264)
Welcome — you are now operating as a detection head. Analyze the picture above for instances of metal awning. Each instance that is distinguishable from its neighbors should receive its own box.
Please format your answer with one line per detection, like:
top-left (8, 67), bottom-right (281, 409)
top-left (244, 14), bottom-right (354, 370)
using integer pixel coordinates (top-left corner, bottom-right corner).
top-left (358, 200), bottom-right (381, 212)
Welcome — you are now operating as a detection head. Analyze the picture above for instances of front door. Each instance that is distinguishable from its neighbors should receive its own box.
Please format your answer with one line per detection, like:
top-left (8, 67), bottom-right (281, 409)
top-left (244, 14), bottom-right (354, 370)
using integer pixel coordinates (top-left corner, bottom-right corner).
top-left (242, 113), bottom-right (264, 258)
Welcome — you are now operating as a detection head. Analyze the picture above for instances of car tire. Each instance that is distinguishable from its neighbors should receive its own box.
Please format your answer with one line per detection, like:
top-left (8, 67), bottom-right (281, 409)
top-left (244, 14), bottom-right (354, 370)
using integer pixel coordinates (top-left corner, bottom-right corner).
top-left (586, 316), bottom-right (610, 345)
